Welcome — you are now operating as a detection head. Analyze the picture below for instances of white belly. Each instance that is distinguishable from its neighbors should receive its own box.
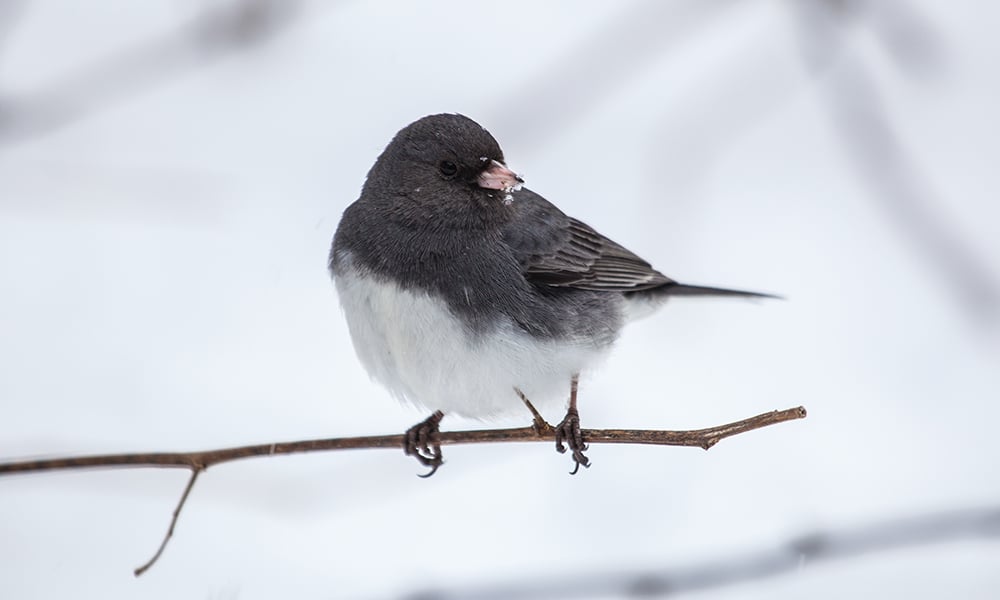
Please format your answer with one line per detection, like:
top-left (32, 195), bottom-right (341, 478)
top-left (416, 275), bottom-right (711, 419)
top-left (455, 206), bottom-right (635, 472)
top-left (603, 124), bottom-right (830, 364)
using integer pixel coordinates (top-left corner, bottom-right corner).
top-left (333, 263), bottom-right (610, 419)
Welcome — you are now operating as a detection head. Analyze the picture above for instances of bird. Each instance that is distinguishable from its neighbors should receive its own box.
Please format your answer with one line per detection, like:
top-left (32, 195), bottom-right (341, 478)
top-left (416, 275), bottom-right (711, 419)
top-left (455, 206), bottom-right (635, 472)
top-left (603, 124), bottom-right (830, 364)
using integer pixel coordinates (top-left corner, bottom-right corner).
top-left (329, 113), bottom-right (775, 475)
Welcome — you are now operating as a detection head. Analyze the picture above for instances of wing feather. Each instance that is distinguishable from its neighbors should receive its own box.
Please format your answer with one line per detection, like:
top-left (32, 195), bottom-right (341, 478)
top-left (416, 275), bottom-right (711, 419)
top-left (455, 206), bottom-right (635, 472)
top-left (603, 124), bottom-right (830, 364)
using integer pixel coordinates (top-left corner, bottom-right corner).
top-left (502, 190), bottom-right (673, 292)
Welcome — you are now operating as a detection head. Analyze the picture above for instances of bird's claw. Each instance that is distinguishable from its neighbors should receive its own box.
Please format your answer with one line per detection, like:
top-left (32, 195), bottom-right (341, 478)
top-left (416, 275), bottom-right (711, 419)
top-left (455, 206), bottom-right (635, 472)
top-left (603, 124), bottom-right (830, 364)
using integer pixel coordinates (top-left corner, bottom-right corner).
top-left (555, 407), bottom-right (590, 474)
top-left (403, 410), bottom-right (444, 477)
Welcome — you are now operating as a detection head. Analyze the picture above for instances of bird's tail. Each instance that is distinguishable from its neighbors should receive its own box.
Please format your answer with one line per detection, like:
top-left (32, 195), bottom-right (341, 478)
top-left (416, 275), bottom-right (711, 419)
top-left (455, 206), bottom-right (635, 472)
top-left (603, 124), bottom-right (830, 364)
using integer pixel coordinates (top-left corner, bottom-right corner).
top-left (659, 283), bottom-right (781, 300)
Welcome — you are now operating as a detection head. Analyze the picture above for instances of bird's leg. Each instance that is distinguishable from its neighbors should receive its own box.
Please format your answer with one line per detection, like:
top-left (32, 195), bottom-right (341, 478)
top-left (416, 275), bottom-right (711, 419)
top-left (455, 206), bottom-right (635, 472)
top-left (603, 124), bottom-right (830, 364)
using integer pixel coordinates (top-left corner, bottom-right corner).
top-left (555, 374), bottom-right (590, 474)
top-left (516, 387), bottom-right (553, 436)
top-left (403, 410), bottom-right (445, 478)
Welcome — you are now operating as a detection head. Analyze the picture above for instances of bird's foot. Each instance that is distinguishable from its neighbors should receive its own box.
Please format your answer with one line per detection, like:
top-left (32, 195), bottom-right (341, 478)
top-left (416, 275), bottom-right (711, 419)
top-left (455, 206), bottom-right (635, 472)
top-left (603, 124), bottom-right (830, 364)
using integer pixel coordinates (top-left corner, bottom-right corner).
top-left (555, 406), bottom-right (590, 475)
top-left (403, 410), bottom-right (444, 478)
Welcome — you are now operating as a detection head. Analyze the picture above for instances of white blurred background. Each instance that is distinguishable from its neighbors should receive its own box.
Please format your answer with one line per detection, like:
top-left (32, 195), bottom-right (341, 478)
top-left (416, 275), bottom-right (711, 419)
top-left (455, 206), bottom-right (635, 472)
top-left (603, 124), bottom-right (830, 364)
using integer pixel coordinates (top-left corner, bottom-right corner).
top-left (1, 1), bottom-right (999, 598)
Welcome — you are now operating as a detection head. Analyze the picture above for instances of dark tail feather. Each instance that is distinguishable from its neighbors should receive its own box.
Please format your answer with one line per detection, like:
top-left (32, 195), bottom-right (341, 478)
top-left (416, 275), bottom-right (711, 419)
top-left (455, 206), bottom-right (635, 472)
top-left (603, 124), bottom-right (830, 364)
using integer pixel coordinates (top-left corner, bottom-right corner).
top-left (660, 283), bottom-right (782, 300)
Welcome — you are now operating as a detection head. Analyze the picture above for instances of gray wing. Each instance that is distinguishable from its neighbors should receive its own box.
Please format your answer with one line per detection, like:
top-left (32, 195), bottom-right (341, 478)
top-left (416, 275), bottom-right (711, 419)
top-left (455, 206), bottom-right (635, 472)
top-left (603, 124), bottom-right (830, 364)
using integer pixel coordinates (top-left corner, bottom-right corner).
top-left (501, 189), bottom-right (673, 292)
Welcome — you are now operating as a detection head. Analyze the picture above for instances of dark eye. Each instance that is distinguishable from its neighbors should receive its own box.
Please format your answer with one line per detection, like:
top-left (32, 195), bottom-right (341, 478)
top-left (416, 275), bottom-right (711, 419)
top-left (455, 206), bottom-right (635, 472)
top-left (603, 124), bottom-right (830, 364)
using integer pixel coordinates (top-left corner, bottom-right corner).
top-left (438, 160), bottom-right (458, 179)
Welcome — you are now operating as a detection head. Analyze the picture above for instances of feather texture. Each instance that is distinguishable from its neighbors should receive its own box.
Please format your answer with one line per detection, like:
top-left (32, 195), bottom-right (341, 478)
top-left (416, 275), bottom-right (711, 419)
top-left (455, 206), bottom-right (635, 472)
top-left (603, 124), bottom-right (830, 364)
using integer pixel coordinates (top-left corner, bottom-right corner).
top-left (503, 190), bottom-right (674, 292)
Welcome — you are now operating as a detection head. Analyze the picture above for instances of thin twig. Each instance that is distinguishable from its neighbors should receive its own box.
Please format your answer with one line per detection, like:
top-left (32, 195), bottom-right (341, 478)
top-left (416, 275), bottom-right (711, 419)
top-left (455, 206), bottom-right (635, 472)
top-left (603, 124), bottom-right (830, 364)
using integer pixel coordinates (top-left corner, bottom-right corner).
top-left (0, 406), bottom-right (806, 575)
top-left (0, 407), bottom-right (805, 475)
top-left (133, 467), bottom-right (202, 576)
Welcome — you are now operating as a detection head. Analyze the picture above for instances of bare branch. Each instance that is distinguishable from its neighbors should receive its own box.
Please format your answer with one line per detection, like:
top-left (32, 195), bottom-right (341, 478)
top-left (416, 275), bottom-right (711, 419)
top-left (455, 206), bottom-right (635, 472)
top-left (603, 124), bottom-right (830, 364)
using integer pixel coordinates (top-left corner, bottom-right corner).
top-left (133, 468), bottom-right (202, 577)
top-left (0, 407), bottom-right (806, 475)
top-left (0, 406), bottom-right (806, 575)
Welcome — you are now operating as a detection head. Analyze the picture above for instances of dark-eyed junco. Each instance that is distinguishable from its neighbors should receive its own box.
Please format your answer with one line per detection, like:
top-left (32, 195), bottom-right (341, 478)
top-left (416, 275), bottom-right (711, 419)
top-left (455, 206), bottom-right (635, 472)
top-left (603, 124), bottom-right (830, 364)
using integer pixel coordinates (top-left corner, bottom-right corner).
top-left (330, 113), bottom-right (774, 475)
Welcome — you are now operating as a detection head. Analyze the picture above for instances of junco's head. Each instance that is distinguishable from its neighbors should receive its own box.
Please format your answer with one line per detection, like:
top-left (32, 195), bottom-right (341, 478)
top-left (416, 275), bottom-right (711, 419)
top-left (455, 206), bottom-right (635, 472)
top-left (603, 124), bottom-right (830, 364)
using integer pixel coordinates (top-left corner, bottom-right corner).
top-left (363, 114), bottom-right (522, 222)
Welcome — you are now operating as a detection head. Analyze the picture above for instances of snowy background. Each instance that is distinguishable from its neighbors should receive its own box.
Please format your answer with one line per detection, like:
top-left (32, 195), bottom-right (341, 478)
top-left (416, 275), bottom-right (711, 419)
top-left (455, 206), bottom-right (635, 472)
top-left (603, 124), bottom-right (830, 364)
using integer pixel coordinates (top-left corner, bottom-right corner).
top-left (1, 1), bottom-right (999, 598)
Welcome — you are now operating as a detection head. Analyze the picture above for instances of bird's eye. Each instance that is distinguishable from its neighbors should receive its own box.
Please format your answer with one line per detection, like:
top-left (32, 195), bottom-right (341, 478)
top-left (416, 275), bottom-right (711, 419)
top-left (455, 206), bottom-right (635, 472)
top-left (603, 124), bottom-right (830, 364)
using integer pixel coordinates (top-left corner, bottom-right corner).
top-left (438, 160), bottom-right (458, 179)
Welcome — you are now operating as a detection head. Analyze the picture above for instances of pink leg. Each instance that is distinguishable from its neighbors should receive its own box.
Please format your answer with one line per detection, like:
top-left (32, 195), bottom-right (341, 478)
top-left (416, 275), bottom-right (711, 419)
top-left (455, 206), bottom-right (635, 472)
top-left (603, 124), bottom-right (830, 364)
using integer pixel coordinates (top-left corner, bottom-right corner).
top-left (403, 410), bottom-right (445, 477)
top-left (555, 374), bottom-right (590, 474)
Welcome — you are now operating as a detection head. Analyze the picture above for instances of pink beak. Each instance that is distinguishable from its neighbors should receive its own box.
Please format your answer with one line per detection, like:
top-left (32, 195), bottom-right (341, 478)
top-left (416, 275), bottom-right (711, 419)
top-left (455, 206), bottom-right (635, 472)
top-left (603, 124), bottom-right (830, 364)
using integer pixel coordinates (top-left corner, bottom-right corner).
top-left (477, 160), bottom-right (523, 192)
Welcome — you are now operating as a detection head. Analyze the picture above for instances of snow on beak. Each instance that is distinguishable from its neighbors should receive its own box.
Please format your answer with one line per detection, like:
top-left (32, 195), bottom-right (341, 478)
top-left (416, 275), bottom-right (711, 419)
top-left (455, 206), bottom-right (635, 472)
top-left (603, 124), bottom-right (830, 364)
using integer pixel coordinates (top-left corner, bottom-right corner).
top-left (477, 160), bottom-right (523, 193)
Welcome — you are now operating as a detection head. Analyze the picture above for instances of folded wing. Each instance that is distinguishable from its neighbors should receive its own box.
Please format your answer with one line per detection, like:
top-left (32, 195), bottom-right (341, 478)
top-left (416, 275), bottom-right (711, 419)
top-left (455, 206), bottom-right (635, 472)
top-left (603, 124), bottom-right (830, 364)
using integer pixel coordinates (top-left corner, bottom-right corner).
top-left (502, 190), bottom-right (673, 292)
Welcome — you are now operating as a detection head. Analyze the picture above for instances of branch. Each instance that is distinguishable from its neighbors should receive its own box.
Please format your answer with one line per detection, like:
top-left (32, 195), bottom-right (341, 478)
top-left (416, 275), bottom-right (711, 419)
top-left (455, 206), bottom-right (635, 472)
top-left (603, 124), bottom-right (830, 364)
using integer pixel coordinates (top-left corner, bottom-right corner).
top-left (395, 504), bottom-right (1000, 599)
top-left (0, 407), bottom-right (804, 474)
top-left (133, 468), bottom-right (201, 577)
top-left (0, 406), bottom-right (806, 575)
top-left (790, 0), bottom-right (1000, 318)
top-left (0, 0), bottom-right (308, 145)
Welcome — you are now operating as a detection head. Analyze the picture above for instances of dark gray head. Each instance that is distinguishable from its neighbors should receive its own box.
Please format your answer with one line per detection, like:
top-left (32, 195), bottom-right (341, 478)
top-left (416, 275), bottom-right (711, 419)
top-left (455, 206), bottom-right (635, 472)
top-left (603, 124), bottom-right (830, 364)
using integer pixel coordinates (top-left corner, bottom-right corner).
top-left (361, 113), bottom-right (523, 228)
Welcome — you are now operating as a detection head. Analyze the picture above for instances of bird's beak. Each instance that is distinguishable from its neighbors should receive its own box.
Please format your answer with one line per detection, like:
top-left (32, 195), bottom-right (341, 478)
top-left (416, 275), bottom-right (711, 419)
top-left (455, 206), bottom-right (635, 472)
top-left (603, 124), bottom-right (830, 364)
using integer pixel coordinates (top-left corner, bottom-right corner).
top-left (477, 160), bottom-right (523, 192)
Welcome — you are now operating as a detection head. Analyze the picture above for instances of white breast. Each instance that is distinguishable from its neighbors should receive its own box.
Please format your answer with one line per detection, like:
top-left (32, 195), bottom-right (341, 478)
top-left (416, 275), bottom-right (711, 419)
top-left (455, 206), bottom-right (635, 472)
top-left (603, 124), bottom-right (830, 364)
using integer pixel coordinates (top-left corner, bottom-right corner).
top-left (333, 258), bottom-right (611, 419)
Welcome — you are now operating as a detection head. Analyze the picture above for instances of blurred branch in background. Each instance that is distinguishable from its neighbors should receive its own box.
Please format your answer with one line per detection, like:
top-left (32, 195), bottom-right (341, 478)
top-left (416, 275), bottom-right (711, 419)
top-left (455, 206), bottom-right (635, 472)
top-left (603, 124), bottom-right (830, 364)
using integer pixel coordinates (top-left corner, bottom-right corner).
top-left (3, 0), bottom-right (992, 321)
top-left (641, 0), bottom-right (946, 205)
top-left (791, 0), bottom-right (999, 320)
top-left (0, 0), bottom-right (27, 58)
top-left (0, 0), bottom-right (305, 146)
top-left (859, 0), bottom-right (947, 77)
top-left (493, 0), bottom-right (997, 322)
top-left (487, 0), bottom-right (740, 148)
top-left (399, 505), bottom-right (1000, 600)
